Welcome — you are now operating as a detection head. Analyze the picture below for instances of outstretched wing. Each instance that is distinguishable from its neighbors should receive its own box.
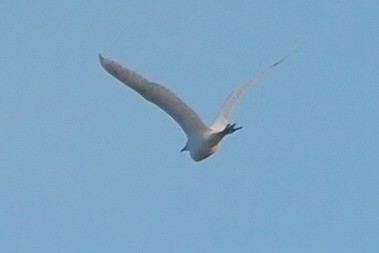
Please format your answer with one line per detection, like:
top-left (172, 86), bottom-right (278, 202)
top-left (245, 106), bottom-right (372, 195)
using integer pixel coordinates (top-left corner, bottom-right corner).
top-left (210, 47), bottom-right (298, 131)
top-left (99, 54), bottom-right (208, 137)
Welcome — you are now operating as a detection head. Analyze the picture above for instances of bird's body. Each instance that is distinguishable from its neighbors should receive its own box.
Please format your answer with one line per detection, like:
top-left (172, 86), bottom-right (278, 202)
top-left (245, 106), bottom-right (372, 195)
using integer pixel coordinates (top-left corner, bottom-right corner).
top-left (99, 50), bottom-right (295, 161)
top-left (182, 123), bottom-right (241, 161)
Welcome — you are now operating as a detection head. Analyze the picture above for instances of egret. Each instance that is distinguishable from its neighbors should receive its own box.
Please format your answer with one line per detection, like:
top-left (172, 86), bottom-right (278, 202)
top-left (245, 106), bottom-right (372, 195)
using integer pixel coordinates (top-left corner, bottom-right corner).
top-left (99, 49), bottom-right (295, 161)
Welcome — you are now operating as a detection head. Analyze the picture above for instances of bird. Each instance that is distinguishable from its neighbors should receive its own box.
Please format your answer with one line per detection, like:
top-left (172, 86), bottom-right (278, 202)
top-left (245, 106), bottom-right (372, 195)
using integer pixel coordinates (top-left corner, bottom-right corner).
top-left (99, 49), bottom-right (296, 162)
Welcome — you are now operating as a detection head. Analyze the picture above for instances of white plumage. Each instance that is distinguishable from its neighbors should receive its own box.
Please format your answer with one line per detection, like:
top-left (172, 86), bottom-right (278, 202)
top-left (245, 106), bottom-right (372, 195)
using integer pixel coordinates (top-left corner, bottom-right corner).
top-left (99, 49), bottom-right (295, 161)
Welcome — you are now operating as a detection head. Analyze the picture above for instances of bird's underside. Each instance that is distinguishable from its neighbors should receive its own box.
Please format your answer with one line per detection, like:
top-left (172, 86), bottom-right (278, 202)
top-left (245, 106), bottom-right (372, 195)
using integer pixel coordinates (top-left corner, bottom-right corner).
top-left (99, 48), bottom-right (296, 161)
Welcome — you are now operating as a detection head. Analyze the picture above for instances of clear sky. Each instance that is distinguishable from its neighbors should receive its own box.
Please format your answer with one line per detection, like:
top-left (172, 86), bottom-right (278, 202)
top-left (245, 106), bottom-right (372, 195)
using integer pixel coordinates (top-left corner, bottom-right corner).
top-left (1, 1), bottom-right (378, 252)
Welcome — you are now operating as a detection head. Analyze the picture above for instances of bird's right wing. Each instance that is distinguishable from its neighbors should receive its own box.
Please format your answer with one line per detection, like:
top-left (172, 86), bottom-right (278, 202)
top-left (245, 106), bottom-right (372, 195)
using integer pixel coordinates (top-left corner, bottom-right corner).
top-left (210, 47), bottom-right (298, 131)
top-left (99, 54), bottom-right (208, 137)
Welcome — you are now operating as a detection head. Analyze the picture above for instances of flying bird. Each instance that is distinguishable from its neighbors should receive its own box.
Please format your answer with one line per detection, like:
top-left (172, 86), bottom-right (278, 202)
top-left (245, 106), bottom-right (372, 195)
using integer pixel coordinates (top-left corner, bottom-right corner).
top-left (99, 49), bottom-right (296, 161)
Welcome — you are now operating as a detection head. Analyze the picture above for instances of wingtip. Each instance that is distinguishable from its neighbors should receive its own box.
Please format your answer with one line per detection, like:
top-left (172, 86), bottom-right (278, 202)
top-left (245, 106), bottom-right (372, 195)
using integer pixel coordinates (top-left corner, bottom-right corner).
top-left (98, 53), bottom-right (109, 69)
top-left (270, 45), bottom-right (300, 68)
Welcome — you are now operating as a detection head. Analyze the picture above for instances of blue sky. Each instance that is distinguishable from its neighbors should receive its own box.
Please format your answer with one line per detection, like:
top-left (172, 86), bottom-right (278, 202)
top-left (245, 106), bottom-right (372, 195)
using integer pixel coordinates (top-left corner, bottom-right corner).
top-left (1, 1), bottom-right (378, 252)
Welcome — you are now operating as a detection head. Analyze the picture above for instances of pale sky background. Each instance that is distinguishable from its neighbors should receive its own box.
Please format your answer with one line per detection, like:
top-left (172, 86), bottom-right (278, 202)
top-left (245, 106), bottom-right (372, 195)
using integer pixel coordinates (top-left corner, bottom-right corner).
top-left (1, 1), bottom-right (378, 252)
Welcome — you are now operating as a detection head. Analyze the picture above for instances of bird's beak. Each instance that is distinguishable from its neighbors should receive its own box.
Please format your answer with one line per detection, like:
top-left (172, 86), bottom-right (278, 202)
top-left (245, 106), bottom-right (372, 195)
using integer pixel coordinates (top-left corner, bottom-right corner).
top-left (180, 145), bottom-right (187, 152)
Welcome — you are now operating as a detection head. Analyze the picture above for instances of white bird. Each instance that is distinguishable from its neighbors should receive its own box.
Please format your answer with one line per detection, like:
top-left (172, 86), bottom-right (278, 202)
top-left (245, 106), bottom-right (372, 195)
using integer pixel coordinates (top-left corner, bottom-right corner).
top-left (99, 49), bottom-right (296, 161)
